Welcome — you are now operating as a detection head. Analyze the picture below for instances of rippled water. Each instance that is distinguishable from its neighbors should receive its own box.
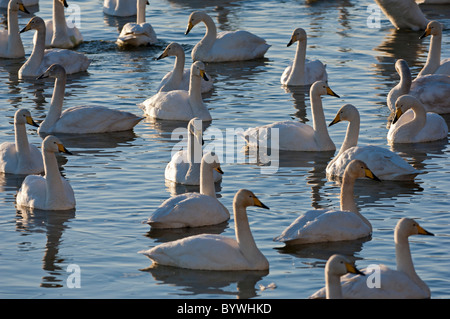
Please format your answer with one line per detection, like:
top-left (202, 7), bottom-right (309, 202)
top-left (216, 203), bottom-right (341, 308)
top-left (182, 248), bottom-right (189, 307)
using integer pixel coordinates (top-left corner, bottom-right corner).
top-left (1, 0), bottom-right (449, 299)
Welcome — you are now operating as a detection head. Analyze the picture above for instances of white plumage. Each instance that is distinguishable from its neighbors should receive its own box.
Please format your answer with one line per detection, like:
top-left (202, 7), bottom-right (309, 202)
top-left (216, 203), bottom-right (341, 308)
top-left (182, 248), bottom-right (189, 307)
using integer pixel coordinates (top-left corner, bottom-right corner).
top-left (103, 0), bottom-right (137, 17)
top-left (373, 0), bottom-right (429, 31)
top-left (418, 21), bottom-right (450, 77)
top-left (0, 0), bottom-right (28, 59)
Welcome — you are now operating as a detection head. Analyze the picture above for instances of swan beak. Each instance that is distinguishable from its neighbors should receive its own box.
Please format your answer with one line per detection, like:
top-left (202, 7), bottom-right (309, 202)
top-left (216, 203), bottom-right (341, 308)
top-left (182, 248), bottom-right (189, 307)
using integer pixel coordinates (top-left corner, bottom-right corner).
top-left (36, 71), bottom-right (49, 80)
top-left (20, 21), bottom-right (32, 33)
top-left (329, 113), bottom-right (341, 127)
top-left (156, 50), bottom-right (168, 60)
top-left (215, 167), bottom-right (224, 174)
top-left (287, 35), bottom-right (296, 47)
top-left (419, 28), bottom-right (431, 40)
top-left (364, 168), bottom-right (381, 182)
top-left (200, 70), bottom-right (209, 81)
top-left (253, 196), bottom-right (269, 210)
top-left (392, 108), bottom-right (403, 124)
top-left (185, 22), bottom-right (194, 35)
top-left (326, 87), bottom-right (340, 98)
top-left (61, 0), bottom-right (69, 8)
top-left (58, 143), bottom-right (73, 155)
top-left (146, 0), bottom-right (149, 5)
top-left (417, 224), bottom-right (434, 236)
top-left (346, 262), bottom-right (365, 276)
top-left (19, 4), bottom-right (30, 14)
top-left (26, 116), bottom-right (39, 128)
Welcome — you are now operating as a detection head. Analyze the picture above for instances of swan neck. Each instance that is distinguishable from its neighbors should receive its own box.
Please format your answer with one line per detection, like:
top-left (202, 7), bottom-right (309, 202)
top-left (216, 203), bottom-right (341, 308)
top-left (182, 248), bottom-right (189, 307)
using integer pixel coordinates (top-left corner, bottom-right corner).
top-left (189, 76), bottom-right (204, 110)
top-left (26, 27), bottom-right (46, 71)
top-left (310, 93), bottom-right (333, 145)
top-left (137, 1), bottom-right (146, 24)
top-left (43, 149), bottom-right (64, 207)
top-left (200, 14), bottom-right (217, 46)
top-left (399, 66), bottom-right (412, 93)
top-left (15, 122), bottom-right (31, 160)
top-left (172, 52), bottom-right (185, 81)
top-left (7, 7), bottom-right (23, 54)
top-left (289, 40), bottom-right (307, 83)
top-left (337, 117), bottom-right (359, 157)
top-left (325, 273), bottom-right (343, 299)
top-left (40, 75), bottom-right (66, 132)
top-left (200, 162), bottom-right (216, 198)
top-left (341, 174), bottom-right (372, 230)
top-left (53, 0), bottom-right (68, 37)
top-left (420, 34), bottom-right (442, 76)
top-left (233, 203), bottom-right (262, 263)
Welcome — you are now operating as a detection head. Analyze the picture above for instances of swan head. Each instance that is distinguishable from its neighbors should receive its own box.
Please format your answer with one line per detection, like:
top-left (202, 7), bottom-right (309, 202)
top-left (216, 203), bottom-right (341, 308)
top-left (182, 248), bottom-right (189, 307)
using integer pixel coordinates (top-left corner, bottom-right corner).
top-left (310, 81), bottom-right (340, 98)
top-left (15, 109), bottom-right (39, 128)
top-left (329, 104), bottom-right (359, 127)
top-left (287, 28), bottom-right (307, 47)
top-left (156, 42), bottom-right (183, 60)
top-left (37, 64), bottom-right (66, 81)
top-left (191, 61), bottom-right (209, 81)
top-left (42, 135), bottom-right (72, 155)
top-left (185, 11), bottom-right (208, 35)
top-left (395, 218), bottom-right (434, 241)
top-left (188, 117), bottom-right (203, 142)
top-left (326, 254), bottom-right (364, 278)
top-left (20, 16), bottom-right (45, 33)
top-left (9, 0), bottom-right (30, 14)
top-left (202, 152), bottom-right (223, 174)
top-left (420, 20), bottom-right (442, 39)
top-left (234, 189), bottom-right (269, 210)
top-left (394, 59), bottom-right (411, 79)
top-left (392, 95), bottom-right (422, 124)
top-left (345, 160), bottom-right (381, 182)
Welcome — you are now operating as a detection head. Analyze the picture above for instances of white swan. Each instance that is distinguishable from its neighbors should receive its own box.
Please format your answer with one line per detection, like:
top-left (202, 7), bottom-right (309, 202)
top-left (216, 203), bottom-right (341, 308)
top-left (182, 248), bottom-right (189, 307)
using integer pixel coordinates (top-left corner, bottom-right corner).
top-left (165, 118), bottom-right (221, 185)
top-left (36, 64), bottom-right (143, 134)
top-left (273, 160), bottom-right (380, 245)
top-left (418, 20), bottom-right (450, 77)
top-left (156, 42), bottom-right (213, 93)
top-left (388, 59), bottom-right (450, 114)
top-left (321, 254), bottom-right (365, 299)
top-left (310, 218), bottom-right (434, 299)
top-left (185, 11), bottom-right (270, 62)
top-left (116, 0), bottom-right (157, 47)
top-left (16, 135), bottom-right (75, 211)
top-left (0, 0), bottom-right (29, 59)
top-left (0, 109), bottom-right (43, 175)
top-left (373, 0), bottom-right (429, 31)
top-left (140, 61), bottom-right (212, 121)
top-left (387, 95), bottom-right (448, 144)
top-left (35, 0), bottom-right (83, 49)
top-left (326, 104), bottom-right (420, 180)
top-left (103, 0), bottom-right (137, 17)
top-left (280, 28), bottom-right (327, 86)
top-left (240, 81), bottom-right (339, 151)
top-left (140, 189), bottom-right (269, 270)
top-left (147, 152), bottom-right (228, 229)
top-left (0, 0), bottom-right (36, 8)
top-left (19, 17), bottom-right (90, 79)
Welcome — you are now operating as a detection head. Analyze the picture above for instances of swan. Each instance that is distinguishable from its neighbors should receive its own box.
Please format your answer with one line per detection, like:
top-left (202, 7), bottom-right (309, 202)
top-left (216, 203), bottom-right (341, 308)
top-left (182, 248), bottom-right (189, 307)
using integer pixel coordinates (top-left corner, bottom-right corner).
top-left (387, 95), bottom-right (448, 144)
top-left (140, 189), bottom-right (269, 270)
top-left (156, 42), bottom-right (213, 93)
top-left (140, 61), bottom-right (212, 121)
top-left (326, 104), bottom-right (420, 180)
top-left (0, 0), bottom-right (36, 8)
top-left (103, 0), bottom-right (137, 17)
top-left (185, 11), bottom-right (270, 62)
top-left (0, 109), bottom-right (43, 175)
top-left (239, 81), bottom-right (339, 151)
top-left (387, 59), bottom-right (450, 114)
top-left (0, 0), bottom-right (29, 59)
top-left (373, 0), bottom-right (429, 31)
top-left (19, 17), bottom-right (90, 79)
top-left (147, 152), bottom-right (228, 229)
top-left (418, 20), bottom-right (450, 77)
top-left (165, 118), bottom-right (221, 185)
top-left (310, 218), bottom-right (434, 299)
top-left (16, 135), bottom-right (75, 211)
top-left (116, 0), bottom-right (157, 47)
top-left (36, 64), bottom-right (143, 134)
top-left (273, 160), bottom-right (380, 245)
top-left (321, 254), bottom-right (365, 299)
top-left (280, 28), bottom-right (327, 86)
top-left (35, 0), bottom-right (83, 49)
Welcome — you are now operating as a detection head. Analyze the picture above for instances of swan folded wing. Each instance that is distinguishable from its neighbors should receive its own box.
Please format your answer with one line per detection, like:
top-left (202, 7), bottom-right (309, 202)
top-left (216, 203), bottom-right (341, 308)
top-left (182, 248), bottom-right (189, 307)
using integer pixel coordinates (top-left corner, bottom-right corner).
top-left (16, 175), bottom-right (47, 209)
top-left (141, 234), bottom-right (251, 270)
top-left (412, 113), bottom-right (449, 142)
top-left (141, 91), bottom-right (194, 121)
top-left (305, 60), bottom-right (328, 84)
top-left (211, 30), bottom-right (270, 61)
top-left (42, 49), bottom-right (90, 75)
top-left (118, 23), bottom-right (156, 43)
top-left (410, 74), bottom-right (450, 113)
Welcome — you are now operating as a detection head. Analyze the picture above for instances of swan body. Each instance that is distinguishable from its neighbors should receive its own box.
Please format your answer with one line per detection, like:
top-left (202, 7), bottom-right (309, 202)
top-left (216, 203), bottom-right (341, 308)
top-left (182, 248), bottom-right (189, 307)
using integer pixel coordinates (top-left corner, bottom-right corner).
top-left (185, 11), bottom-right (270, 62)
top-left (418, 21), bottom-right (450, 77)
top-left (103, 0), bottom-right (137, 17)
top-left (0, 0), bottom-right (29, 59)
top-left (116, 0), bottom-right (157, 47)
top-left (19, 17), bottom-right (90, 78)
top-left (148, 152), bottom-right (229, 228)
top-left (273, 160), bottom-right (380, 245)
top-left (240, 81), bottom-right (339, 151)
top-left (16, 135), bottom-right (75, 211)
top-left (35, 0), bottom-right (83, 49)
top-left (156, 42), bottom-right (213, 93)
top-left (165, 118), bottom-right (221, 185)
top-left (280, 28), bottom-right (327, 86)
top-left (326, 104), bottom-right (420, 180)
top-left (388, 95), bottom-right (448, 144)
top-left (388, 59), bottom-right (450, 114)
top-left (310, 218), bottom-right (434, 299)
top-left (373, 0), bottom-right (429, 31)
top-left (140, 61), bottom-right (212, 121)
top-left (0, 109), bottom-right (43, 175)
top-left (37, 64), bottom-right (143, 134)
top-left (140, 189), bottom-right (270, 270)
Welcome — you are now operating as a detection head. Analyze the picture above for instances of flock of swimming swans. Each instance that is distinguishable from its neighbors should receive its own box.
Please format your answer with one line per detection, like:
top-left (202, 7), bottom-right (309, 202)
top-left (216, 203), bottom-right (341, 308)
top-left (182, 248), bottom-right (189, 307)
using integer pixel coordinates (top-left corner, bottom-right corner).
top-left (0, 0), bottom-right (449, 299)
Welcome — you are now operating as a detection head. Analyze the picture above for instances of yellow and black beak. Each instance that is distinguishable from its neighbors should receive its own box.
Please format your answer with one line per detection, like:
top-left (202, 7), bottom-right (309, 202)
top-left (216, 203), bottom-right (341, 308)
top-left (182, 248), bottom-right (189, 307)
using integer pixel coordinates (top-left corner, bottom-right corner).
top-left (329, 113), bottom-right (341, 127)
top-left (19, 3), bottom-right (30, 14)
top-left (185, 22), bottom-right (194, 35)
top-left (200, 69), bottom-right (209, 81)
top-left (156, 49), bottom-right (168, 60)
top-left (20, 20), bottom-right (32, 33)
top-left (364, 168), bottom-right (381, 182)
top-left (419, 28), bottom-right (431, 40)
top-left (417, 224), bottom-right (434, 237)
top-left (253, 196), bottom-right (269, 210)
top-left (62, 0), bottom-right (69, 8)
top-left (287, 35), bottom-right (296, 47)
top-left (57, 143), bottom-right (73, 155)
top-left (214, 166), bottom-right (224, 174)
top-left (26, 116), bottom-right (39, 128)
top-left (345, 262), bottom-right (365, 276)
top-left (392, 108), bottom-right (403, 124)
top-left (326, 86), bottom-right (340, 98)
